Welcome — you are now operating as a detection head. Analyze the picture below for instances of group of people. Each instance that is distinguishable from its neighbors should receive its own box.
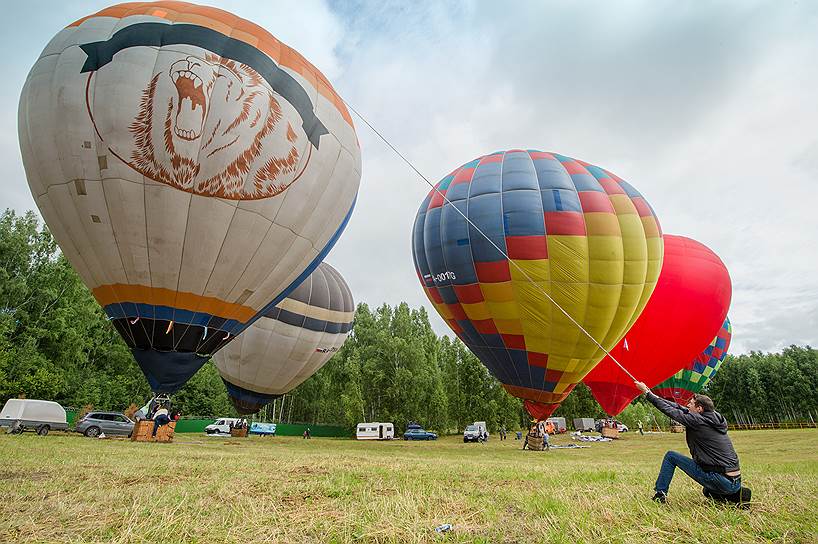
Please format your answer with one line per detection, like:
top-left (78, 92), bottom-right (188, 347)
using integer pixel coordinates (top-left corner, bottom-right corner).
top-left (229, 419), bottom-right (248, 431)
top-left (134, 395), bottom-right (181, 437)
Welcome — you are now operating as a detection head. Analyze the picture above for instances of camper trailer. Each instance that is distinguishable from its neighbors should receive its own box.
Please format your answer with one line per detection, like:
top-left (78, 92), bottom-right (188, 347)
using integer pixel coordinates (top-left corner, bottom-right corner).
top-left (356, 422), bottom-right (395, 440)
top-left (573, 418), bottom-right (596, 432)
top-left (0, 399), bottom-right (68, 435)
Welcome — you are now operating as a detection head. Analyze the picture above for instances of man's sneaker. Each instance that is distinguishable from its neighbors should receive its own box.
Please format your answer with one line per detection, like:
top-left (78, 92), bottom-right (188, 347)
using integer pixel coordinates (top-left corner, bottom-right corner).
top-left (731, 487), bottom-right (752, 509)
top-left (652, 491), bottom-right (667, 503)
top-left (703, 488), bottom-right (729, 503)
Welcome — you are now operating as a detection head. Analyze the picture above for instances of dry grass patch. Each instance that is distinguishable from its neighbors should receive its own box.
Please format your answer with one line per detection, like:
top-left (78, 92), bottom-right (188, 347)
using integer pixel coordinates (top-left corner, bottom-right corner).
top-left (0, 429), bottom-right (816, 543)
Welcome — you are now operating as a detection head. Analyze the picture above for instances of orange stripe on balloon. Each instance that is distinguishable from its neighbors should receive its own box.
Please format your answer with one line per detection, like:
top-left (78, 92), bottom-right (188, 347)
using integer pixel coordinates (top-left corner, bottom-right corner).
top-left (502, 384), bottom-right (571, 404)
top-left (67, 1), bottom-right (353, 128)
top-left (91, 283), bottom-right (257, 323)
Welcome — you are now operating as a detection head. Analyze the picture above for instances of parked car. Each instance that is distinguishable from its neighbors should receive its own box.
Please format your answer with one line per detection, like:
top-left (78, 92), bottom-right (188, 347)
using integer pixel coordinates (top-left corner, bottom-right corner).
top-left (463, 422), bottom-right (488, 442)
top-left (204, 417), bottom-right (243, 435)
top-left (75, 411), bottom-right (135, 437)
top-left (1, 399), bottom-right (68, 436)
top-left (403, 424), bottom-right (437, 440)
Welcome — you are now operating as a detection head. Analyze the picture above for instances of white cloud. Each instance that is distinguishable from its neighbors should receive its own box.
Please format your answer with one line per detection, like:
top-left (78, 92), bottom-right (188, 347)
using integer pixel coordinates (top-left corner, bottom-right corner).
top-left (2, 1), bottom-right (816, 354)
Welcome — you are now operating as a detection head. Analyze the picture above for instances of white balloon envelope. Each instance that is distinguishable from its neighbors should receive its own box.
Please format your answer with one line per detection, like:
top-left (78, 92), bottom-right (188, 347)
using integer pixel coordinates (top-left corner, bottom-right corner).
top-left (18, 2), bottom-right (361, 392)
top-left (214, 262), bottom-right (355, 414)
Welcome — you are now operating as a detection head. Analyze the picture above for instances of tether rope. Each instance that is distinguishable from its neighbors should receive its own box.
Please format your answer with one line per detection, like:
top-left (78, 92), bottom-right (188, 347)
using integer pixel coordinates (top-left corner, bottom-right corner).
top-left (343, 100), bottom-right (640, 385)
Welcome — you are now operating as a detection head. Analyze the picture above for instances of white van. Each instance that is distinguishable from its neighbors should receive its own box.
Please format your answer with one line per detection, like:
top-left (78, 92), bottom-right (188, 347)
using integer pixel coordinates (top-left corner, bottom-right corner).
top-left (0, 399), bottom-right (68, 435)
top-left (204, 417), bottom-right (242, 435)
top-left (464, 421), bottom-right (489, 442)
top-left (356, 422), bottom-right (394, 440)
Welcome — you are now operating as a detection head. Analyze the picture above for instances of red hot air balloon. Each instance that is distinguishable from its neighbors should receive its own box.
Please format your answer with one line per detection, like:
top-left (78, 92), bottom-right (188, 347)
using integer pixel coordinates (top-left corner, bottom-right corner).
top-left (583, 235), bottom-right (732, 415)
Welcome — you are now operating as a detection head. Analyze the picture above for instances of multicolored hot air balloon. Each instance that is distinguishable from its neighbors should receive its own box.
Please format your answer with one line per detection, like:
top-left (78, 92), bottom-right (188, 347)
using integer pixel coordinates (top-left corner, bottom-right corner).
top-left (18, 2), bottom-right (361, 393)
top-left (654, 317), bottom-right (732, 403)
top-left (412, 150), bottom-right (663, 420)
top-left (583, 235), bottom-right (732, 415)
top-left (213, 262), bottom-right (355, 414)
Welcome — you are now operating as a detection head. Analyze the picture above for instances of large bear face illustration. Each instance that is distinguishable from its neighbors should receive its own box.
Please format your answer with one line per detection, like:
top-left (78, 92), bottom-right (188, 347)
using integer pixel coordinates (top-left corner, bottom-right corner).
top-left (89, 51), bottom-right (307, 199)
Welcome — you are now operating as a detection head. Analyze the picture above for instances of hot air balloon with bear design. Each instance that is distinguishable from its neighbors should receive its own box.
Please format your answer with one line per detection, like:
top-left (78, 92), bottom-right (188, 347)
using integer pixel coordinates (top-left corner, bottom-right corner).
top-left (213, 262), bottom-right (355, 414)
top-left (18, 2), bottom-right (361, 393)
top-left (412, 150), bottom-right (663, 420)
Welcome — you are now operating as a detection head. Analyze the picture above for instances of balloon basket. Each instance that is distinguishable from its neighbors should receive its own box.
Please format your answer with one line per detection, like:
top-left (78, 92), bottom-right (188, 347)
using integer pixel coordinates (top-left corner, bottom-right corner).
top-left (601, 427), bottom-right (619, 439)
top-left (525, 433), bottom-right (547, 451)
top-left (131, 420), bottom-right (176, 443)
top-left (670, 424), bottom-right (685, 433)
top-left (230, 428), bottom-right (248, 438)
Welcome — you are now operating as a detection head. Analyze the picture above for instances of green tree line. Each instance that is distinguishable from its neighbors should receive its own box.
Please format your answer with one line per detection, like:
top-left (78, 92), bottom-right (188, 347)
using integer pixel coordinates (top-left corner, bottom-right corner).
top-left (2, 209), bottom-right (817, 432)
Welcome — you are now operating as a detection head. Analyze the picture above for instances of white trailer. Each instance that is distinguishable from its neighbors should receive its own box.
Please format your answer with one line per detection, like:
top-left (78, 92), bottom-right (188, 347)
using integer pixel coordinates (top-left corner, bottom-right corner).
top-left (0, 399), bottom-right (68, 435)
top-left (356, 422), bottom-right (395, 440)
top-left (573, 417), bottom-right (596, 432)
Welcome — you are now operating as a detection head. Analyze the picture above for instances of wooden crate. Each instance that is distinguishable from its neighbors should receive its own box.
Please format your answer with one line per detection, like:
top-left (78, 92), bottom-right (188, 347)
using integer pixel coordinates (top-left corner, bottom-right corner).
top-left (230, 428), bottom-right (248, 438)
top-left (601, 427), bottom-right (619, 439)
top-left (131, 419), bottom-right (176, 443)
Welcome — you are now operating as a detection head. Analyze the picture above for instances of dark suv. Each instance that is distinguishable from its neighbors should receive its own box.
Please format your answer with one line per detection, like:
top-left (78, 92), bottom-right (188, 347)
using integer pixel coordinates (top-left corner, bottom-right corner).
top-left (75, 412), bottom-right (135, 438)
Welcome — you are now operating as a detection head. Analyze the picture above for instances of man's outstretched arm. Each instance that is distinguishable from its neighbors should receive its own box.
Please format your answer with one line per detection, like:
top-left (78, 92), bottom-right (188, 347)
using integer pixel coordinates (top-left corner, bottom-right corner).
top-left (634, 381), bottom-right (701, 426)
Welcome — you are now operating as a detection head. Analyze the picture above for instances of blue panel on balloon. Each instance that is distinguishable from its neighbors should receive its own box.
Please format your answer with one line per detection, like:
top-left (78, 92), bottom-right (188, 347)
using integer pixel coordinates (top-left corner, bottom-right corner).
top-left (441, 200), bottom-right (478, 284)
top-left (541, 188), bottom-right (582, 213)
top-left (223, 378), bottom-right (281, 415)
top-left (132, 349), bottom-right (209, 394)
top-left (468, 193), bottom-right (507, 262)
top-left (502, 190), bottom-right (545, 236)
top-left (500, 153), bottom-right (538, 191)
top-left (470, 161), bottom-right (502, 197)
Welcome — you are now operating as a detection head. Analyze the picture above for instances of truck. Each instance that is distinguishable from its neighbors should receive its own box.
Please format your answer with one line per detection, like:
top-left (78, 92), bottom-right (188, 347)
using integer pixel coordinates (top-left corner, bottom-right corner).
top-left (0, 399), bottom-right (68, 435)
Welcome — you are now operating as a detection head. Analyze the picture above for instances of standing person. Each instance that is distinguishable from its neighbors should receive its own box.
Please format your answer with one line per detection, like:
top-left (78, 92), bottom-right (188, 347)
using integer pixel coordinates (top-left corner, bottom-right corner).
top-left (634, 381), bottom-right (751, 507)
top-left (638, 421), bottom-right (644, 435)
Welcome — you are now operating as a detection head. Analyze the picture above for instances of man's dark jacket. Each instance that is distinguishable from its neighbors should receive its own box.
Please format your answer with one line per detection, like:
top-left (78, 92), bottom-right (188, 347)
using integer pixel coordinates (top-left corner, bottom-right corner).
top-left (645, 392), bottom-right (740, 473)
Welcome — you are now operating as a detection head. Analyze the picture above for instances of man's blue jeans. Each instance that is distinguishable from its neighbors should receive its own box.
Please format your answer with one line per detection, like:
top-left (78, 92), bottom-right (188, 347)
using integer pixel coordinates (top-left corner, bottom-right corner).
top-left (655, 451), bottom-right (741, 495)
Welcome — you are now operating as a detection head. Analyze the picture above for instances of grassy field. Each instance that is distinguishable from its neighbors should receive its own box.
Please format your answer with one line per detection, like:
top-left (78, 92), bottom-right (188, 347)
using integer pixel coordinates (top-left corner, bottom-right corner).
top-left (1, 429), bottom-right (816, 543)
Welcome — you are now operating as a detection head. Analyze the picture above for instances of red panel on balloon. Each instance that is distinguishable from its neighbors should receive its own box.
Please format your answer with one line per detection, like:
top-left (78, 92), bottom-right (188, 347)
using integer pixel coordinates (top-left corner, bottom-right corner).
top-left (583, 234), bottom-right (731, 416)
top-left (506, 236), bottom-right (548, 260)
top-left (474, 260), bottom-right (511, 282)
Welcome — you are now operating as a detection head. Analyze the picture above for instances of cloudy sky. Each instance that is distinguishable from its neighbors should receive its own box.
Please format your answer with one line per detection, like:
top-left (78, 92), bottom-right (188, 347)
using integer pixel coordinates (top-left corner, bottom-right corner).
top-left (2, 1), bottom-right (817, 355)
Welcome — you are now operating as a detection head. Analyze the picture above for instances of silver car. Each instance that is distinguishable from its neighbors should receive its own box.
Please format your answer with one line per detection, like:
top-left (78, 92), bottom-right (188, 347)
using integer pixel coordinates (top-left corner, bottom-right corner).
top-left (75, 412), bottom-right (135, 438)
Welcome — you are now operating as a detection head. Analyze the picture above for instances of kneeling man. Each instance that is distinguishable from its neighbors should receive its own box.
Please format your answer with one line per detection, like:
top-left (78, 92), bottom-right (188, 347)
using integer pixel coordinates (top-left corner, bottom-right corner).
top-left (634, 381), bottom-right (751, 507)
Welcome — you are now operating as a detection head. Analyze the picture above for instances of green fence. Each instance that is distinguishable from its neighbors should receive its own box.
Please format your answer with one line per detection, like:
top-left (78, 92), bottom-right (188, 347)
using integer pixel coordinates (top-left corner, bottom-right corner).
top-left (162, 418), bottom-right (349, 437)
top-left (64, 410), bottom-right (349, 437)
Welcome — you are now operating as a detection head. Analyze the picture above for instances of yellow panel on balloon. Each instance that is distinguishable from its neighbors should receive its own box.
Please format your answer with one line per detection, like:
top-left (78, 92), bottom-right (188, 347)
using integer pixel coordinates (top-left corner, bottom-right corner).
top-left (480, 281), bottom-right (515, 302)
